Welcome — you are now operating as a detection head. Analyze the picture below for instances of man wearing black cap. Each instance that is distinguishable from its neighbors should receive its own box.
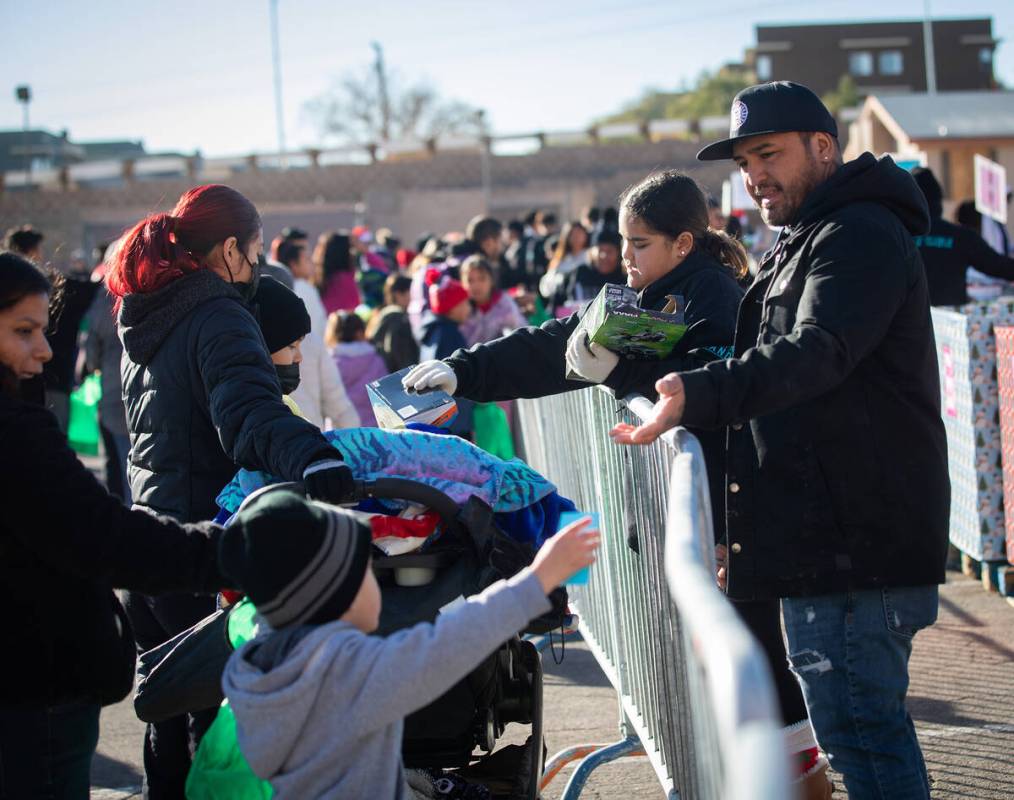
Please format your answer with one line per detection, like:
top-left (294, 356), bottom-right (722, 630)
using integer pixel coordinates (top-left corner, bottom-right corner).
top-left (612, 81), bottom-right (948, 799)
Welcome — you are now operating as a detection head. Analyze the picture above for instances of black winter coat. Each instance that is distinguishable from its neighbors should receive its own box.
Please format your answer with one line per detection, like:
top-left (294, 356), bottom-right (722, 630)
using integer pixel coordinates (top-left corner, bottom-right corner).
top-left (0, 393), bottom-right (223, 709)
top-left (679, 153), bottom-right (950, 600)
top-left (916, 216), bottom-right (1014, 306)
top-left (119, 271), bottom-right (335, 522)
top-left (447, 250), bottom-right (744, 522)
top-left (44, 275), bottom-right (100, 394)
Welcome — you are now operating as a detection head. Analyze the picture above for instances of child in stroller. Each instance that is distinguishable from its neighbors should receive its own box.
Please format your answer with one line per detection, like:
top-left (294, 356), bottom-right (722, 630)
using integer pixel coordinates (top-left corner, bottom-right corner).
top-left (219, 488), bottom-right (598, 799)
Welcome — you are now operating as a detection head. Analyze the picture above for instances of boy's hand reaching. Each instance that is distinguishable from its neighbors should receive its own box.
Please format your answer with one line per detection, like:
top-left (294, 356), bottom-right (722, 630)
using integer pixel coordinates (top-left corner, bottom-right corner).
top-left (532, 517), bottom-right (601, 593)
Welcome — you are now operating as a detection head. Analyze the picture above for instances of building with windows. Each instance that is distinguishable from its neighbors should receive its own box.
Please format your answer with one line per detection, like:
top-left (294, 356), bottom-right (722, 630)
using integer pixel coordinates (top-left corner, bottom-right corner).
top-left (0, 129), bottom-right (148, 175)
top-left (844, 90), bottom-right (1014, 214)
top-left (754, 18), bottom-right (998, 98)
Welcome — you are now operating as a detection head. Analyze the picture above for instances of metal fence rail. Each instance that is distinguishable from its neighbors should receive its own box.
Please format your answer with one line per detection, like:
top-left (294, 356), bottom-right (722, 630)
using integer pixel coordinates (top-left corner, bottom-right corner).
top-left (517, 387), bottom-right (788, 800)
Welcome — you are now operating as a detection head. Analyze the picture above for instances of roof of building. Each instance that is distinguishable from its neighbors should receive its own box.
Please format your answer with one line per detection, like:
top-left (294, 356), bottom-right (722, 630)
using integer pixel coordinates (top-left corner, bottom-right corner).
top-left (874, 90), bottom-right (1014, 139)
top-left (77, 140), bottom-right (147, 161)
top-left (757, 17), bottom-right (990, 31)
top-left (0, 129), bottom-right (85, 172)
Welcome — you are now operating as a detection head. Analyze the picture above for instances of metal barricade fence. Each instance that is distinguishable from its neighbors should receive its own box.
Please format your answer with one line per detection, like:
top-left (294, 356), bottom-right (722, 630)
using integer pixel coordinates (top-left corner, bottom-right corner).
top-left (516, 387), bottom-right (789, 800)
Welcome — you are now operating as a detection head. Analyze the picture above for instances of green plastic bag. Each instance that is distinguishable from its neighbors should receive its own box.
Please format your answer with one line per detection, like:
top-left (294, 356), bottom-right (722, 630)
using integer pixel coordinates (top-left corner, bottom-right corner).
top-left (186, 703), bottom-right (272, 800)
top-left (473, 402), bottom-right (515, 461)
top-left (526, 294), bottom-right (552, 327)
top-left (68, 373), bottom-right (101, 456)
top-left (186, 600), bottom-right (273, 800)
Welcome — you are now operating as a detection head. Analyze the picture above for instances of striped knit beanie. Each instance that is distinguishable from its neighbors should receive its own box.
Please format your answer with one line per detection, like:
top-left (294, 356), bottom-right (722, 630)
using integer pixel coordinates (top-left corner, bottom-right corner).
top-left (219, 490), bottom-right (372, 629)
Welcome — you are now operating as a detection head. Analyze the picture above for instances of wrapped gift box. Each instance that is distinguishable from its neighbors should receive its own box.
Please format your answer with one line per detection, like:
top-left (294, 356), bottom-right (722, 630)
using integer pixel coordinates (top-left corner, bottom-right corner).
top-left (992, 325), bottom-right (1014, 563)
top-left (931, 301), bottom-right (1014, 562)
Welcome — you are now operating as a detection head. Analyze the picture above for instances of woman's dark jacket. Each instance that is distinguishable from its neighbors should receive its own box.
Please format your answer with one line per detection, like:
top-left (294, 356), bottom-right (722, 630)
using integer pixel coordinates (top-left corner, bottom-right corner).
top-left (119, 271), bottom-right (335, 523)
top-left (679, 154), bottom-right (949, 600)
top-left (43, 275), bottom-right (100, 395)
top-left (446, 250), bottom-right (745, 523)
top-left (0, 393), bottom-right (223, 709)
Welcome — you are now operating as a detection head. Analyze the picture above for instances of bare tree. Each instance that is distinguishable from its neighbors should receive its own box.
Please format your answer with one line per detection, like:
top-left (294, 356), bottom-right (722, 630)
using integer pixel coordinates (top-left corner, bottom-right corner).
top-left (305, 44), bottom-right (485, 145)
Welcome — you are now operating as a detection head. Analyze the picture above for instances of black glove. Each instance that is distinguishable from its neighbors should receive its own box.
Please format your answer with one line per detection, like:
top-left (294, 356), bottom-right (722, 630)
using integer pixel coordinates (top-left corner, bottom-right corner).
top-left (302, 459), bottom-right (355, 505)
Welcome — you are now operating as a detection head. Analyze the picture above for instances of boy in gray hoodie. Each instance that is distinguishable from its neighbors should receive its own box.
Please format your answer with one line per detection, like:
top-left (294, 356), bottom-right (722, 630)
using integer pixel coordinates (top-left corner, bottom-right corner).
top-left (219, 489), bottom-right (599, 799)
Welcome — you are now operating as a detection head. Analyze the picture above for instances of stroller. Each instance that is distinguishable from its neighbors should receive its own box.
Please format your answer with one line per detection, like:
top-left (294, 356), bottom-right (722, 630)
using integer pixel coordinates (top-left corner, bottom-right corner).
top-left (136, 477), bottom-right (564, 800)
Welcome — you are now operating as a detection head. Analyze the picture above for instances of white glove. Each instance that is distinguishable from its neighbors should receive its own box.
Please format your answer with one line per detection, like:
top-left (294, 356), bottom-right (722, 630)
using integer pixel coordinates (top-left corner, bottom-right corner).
top-left (402, 360), bottom-right (458, 395)
top-left (566, 333), bottom-right (619, 384)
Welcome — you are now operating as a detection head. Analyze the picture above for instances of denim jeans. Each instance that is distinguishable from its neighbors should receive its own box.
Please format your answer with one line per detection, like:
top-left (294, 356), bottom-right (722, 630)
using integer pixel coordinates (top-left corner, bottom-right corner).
top-left (0, 702), bottom-right (100, 799)
top-left (782, 585), bottom-right (938, 799)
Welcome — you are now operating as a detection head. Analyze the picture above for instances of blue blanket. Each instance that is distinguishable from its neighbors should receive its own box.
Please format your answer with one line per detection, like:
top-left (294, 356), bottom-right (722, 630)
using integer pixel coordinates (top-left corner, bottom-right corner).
top-left (216, 427), bottom-right (558, 517)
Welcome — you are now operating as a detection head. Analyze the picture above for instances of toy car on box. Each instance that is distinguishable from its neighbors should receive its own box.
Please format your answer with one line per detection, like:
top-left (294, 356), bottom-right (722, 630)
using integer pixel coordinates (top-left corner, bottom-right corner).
top-left (569, 284), bottom-right (687, 363)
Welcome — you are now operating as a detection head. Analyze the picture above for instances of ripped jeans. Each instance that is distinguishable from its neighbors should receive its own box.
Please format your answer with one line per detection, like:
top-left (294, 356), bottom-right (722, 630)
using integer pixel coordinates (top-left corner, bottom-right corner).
top-left (782, 586), bottom-right (938, 799)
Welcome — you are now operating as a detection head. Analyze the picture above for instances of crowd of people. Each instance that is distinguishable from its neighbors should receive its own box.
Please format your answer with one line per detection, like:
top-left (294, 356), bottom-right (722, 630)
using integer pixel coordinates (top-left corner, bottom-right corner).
top-left (4, 78), bottom-right (1008, 800)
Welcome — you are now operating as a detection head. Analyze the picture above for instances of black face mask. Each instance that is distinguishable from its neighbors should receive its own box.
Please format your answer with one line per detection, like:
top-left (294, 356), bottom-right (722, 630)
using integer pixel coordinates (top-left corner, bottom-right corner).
top-left (233, 252), bottom-right (263, 302)
top-left (275, 363), bottom-right (301, 395)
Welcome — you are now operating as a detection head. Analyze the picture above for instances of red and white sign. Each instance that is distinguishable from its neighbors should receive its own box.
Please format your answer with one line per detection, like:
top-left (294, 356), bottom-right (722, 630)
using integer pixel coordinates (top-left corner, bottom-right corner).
top-left (974, 154), bottom-right (1008, 225)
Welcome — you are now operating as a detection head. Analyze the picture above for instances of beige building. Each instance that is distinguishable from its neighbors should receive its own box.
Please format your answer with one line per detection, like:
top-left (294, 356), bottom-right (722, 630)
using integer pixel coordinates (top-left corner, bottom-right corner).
top-left (845, 91), bottom-right (1014, 217)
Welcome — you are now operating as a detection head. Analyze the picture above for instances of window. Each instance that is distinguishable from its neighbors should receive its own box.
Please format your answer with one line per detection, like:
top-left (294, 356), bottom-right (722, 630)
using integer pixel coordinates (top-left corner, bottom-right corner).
top-left (979, 47), bottom-right (993, 74)
top-left (879, 50), bottom-right (903, 76)
top-left (849, 51), bottom-right (874, 77)
top-left (756, 55), bottom-right (772, 81)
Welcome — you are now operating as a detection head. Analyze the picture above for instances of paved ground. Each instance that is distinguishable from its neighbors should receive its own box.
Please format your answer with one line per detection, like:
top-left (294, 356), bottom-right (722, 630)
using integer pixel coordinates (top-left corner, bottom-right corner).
top-left (90, 571), bottom-right (1013, 799)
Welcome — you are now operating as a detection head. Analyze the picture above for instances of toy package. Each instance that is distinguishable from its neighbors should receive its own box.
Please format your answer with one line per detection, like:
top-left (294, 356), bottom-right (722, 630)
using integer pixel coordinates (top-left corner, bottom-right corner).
top-left (568, 284), bottom-right (687, 364)
top-left (366, 367), bottom-right (458, 430)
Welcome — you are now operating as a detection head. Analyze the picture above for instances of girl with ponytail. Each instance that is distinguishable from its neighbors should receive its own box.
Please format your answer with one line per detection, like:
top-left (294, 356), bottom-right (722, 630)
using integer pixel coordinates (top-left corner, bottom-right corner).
top-left (404, 171), bottom-right (819, 787)
top-left (109, 185), bottom-right (355, 793)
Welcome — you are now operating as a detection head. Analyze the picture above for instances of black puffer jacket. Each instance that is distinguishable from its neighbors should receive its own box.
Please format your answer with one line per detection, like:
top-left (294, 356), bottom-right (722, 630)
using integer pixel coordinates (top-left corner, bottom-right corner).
top-left (0, 393), bottom-right (223, 709)
top-left (680, 154), bottom-right (950, 600)
top-left (119, 271), bottom-right (335, 522)
top-left (447, 249), bottom-right (744, 522)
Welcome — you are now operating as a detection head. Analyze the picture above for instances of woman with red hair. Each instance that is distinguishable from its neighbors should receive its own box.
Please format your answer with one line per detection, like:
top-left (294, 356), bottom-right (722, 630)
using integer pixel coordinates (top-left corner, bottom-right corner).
top-left (107, 184), bottom-right (354, 795)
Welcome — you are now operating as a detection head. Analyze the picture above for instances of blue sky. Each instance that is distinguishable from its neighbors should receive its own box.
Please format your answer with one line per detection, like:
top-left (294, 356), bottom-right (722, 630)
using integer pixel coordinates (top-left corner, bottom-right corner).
top-left (2, 0), bottom-right (1012, 157)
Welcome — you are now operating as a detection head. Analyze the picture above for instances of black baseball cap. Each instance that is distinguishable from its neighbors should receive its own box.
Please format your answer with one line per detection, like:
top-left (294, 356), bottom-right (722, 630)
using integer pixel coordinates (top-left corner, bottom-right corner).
top-left (697, 81), bottom-right (837, 161)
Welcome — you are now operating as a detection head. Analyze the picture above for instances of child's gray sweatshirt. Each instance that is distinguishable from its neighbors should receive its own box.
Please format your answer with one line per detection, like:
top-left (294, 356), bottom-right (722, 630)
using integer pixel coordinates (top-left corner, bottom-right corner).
top-left (222, 568), bottom-right (551, 799)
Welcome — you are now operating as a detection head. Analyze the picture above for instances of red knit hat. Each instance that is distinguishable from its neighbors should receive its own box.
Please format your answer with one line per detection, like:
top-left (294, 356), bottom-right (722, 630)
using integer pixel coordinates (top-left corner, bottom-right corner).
top-left (427, 269), bottom-right (469, 316)
top-left (396, 248), bottom-right (416, 268)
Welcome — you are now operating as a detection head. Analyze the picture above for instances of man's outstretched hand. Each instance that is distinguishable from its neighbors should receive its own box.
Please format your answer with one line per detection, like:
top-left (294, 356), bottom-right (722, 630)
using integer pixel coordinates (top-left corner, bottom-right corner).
top-left (609, 373), bottom-right (686, 445)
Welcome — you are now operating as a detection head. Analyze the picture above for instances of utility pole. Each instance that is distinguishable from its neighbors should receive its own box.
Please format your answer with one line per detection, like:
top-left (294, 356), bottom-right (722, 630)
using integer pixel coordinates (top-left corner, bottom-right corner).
top-left (15, 85), bottom-right (31, 188)
top-left (476, 109), bottom-right (492, 213)
top-left (269, 0), bottom-right (287, 162)
top-left (922, 0), bottom-right (937, 94)
top-left (371, 41), bottom-right (391, 143)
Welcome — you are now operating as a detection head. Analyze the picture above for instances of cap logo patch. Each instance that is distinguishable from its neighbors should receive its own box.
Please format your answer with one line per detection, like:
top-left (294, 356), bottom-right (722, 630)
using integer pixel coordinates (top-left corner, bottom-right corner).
top-left (731, 100), bottom-right (748, 130)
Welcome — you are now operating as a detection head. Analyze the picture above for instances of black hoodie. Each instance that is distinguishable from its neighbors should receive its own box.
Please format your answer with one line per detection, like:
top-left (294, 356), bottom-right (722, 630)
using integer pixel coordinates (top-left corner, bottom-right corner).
top-left (912, 167), bottom-right (1014, 305)
top-left (446, 249), bottom-right (744, 532)
top-left (119, 270), bottom-right (335, 522)
top-left (679, 153), bottom-right (950, 600)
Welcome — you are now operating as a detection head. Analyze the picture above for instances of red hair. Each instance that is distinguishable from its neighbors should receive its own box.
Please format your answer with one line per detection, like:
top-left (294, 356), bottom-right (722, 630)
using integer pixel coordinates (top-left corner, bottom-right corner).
top-left (107, 184), bottom-right (261, 307)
